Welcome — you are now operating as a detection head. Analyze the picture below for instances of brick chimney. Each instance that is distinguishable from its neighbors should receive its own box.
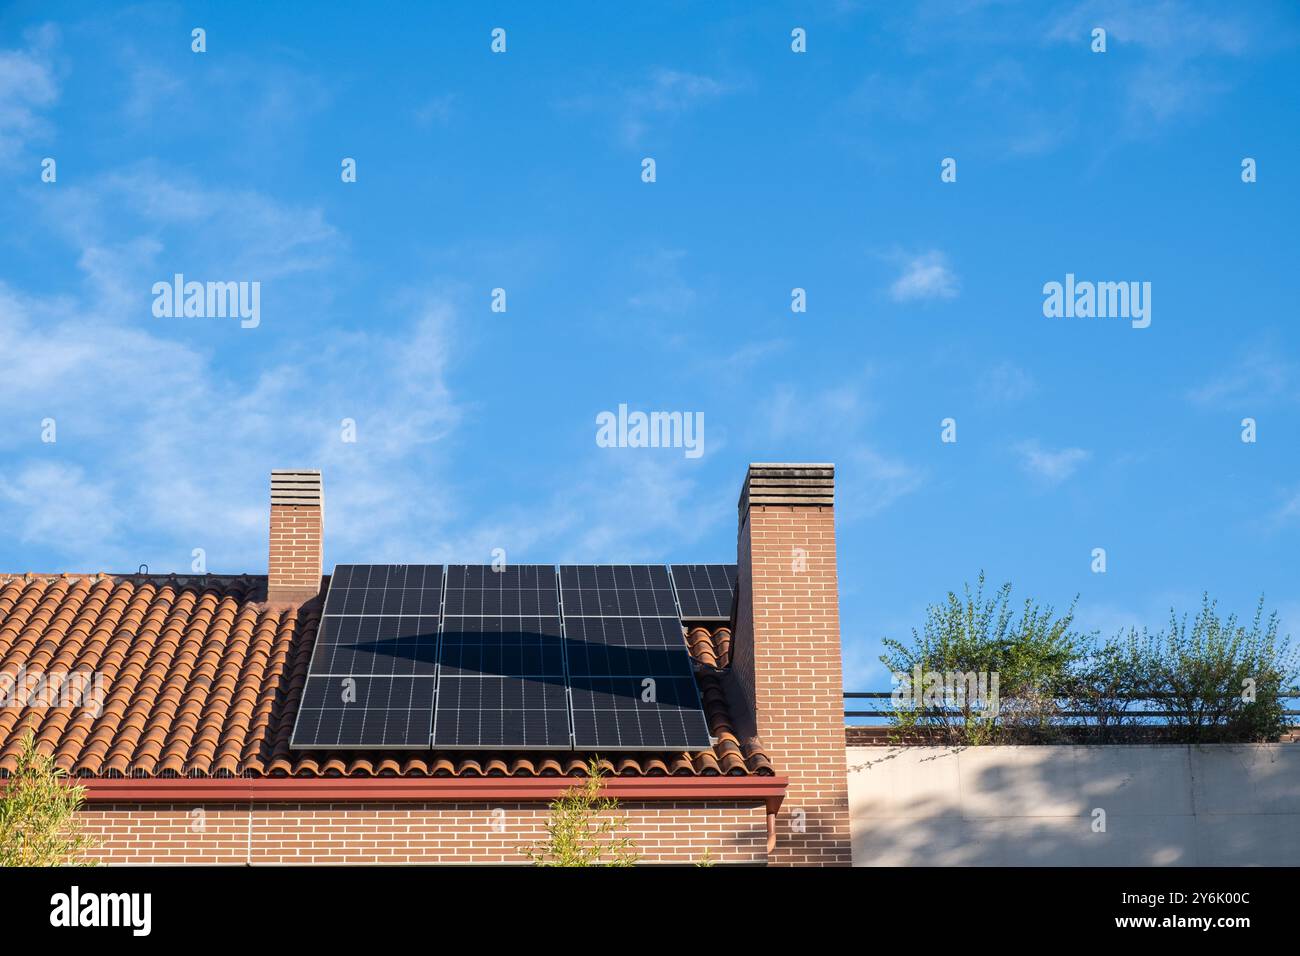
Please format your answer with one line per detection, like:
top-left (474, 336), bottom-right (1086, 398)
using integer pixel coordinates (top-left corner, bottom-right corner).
top-left (732, 463), bottom-right (850, 866)
top-left (267, 469), bottom-right (324, 606)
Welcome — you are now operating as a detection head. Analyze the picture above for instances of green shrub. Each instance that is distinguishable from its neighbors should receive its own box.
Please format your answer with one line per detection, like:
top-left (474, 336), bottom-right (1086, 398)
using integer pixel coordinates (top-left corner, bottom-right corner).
top-left (522, 758), bottom-right (639, 866)
top-left (1126, 596), bottom-right (1297, 743)
top-left (880, 578), bottom-right (1298, 745)
top-left (0, 733), bottom-right (98, 866)
top-left (879, 573), bottom-right (1085, 744)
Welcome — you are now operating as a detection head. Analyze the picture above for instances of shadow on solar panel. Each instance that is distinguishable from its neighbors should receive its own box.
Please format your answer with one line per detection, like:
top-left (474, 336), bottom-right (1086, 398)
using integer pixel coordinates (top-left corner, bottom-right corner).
top-left (309, 616), bottom-right (439, 676)
top-left (295, 562), bottom-right (715, 752)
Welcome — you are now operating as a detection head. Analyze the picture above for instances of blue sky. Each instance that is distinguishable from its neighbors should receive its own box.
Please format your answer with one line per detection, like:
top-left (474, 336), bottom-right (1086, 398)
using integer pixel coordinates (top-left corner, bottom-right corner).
top-left (1, 1), bottom-right (1298, 689)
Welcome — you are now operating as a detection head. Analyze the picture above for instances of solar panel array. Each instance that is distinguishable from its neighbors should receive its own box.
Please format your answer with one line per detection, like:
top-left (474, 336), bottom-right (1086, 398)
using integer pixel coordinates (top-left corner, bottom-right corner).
top-left (291, 562), bottom-right (725, 752)
top-left (670, 564), bottom-right (738, 621)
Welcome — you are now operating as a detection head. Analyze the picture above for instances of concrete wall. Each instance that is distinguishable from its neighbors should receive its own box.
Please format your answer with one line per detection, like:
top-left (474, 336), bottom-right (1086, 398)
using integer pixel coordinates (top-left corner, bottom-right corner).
top-left (848, 744), bottom-right (1300, 866)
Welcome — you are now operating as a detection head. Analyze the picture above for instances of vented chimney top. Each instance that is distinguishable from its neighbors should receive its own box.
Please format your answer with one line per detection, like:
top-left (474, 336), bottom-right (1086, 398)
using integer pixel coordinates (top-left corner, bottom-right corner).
top-left (271, 469), bottom-right (324, 507)
top-left (737, 462), bottom-right (834, 519)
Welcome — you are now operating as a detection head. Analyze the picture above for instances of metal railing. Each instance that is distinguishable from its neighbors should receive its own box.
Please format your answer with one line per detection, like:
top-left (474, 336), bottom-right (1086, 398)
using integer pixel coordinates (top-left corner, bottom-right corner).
top-left (845, 691), bottom-right (1300, 724)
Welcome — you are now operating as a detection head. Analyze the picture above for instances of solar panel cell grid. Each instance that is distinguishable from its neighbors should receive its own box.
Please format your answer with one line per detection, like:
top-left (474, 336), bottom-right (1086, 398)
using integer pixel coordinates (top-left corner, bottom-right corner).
top-left (431, 568), bottom-right (571, 749)
top-left (564, 617), bottom-right (694, 678)
top-left (439, 616), bottom-right (566, 677)
top-left (294, 674), bottom-right (436, 748)
top-left (295, 562), bottom-right (715, 752)
top-left (566, 642), bottom-right (695, 679)
top-left (669, 564), bottom-right (738, 620)
top-left (557, 570), bottom-right (712, 750)
top-left (432, 675), bottom-right (570, 748)
top-left (443, 564), bottom-right (560, 617)
top-left (308, 615), bottom-right (440, 677)
top-left (323, 564), bottom-right (445, 616)
top-left (559, 564), bottom-right (679, 617)
top-left (570, 676), bottom-right (711, 750)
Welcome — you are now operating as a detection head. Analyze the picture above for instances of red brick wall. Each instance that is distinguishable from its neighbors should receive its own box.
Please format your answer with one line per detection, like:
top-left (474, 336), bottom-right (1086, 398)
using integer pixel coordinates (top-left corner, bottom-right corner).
top-left (76, 801), bottom-right (768, 865)
top-left (268, 504), bottom-right (323, 604)
top-left (739, 504), bottom-right (850, 866)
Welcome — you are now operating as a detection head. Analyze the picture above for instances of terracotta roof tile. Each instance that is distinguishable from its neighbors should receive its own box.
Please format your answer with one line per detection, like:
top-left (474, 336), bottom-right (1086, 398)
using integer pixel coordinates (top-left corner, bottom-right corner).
top-left (0, 574), bottom-right (770, 779)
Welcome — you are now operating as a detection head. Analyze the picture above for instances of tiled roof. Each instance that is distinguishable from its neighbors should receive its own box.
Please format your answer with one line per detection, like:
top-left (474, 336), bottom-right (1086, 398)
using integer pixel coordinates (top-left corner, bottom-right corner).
top-left (0, 574), bottom-right (770, 779)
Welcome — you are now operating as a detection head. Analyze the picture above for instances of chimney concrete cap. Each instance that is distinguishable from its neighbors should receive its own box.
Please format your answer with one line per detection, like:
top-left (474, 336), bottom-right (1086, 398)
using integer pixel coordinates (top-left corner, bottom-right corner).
top-left (271, 470), bottom-right (323, 507)
top-left (739, 462), bottom-right (834, 515)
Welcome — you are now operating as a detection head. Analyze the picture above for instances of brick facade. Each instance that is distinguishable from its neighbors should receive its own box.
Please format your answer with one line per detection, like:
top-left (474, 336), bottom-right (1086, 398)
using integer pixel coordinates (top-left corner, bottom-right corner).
top-left (77, 800), bottom-right (768, 865)
top-left (733, 465), bottom-right (851, 866)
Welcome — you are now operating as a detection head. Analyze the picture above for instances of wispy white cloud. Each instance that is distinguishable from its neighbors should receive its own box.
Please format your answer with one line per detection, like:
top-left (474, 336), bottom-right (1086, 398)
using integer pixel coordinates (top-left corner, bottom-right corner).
top-left (1187, 350), bottom-right (1296, 407)
top-left (620, 69), bottom-right (734, 146)
top-left (626, 248), bottom-right (696, 313)
top-left (709, 339), bottom-right (788, 381)
top-left (1, 165), bottom-right (732, 572)
top-left (0, 462), bottom-right (121, 557)
top-left (757, 378), bottom-right (924, 522)
top-left (115, 48), bottom-right (331, 140)
top-left (1045, 1), bottom-right (1253, 56)
top-left (0, 275), bottom-right (464, 571)
top-left (1046, 0), bottom-right (1260, 130)
top-left (979, 360), bottom-right (1036, 404)
top-left (31, 166), bottom-right (342, 326)
top-left (1277, 488), bottom-right (1300, 524)
top-left (0, 25), bottom-right (59, 165)
top-left (759, 382), bottom-right (873, 442)
top-left (635, 69), bottom-right (731, 113)
top-left (123, 63), bottom-right (185, 123)
top-left (414, 93), bottom-right (457, 127)
top-left (556, 67), bottom-right (739, 147)
top-left (555, 456), bottom-right (728, 562)
top-left (838, 447), bottom-right (926, 521)
top-left (846, 0), bottom-right (1278, 161)
top-left (0, 164), bottom-right (455, 570)
top-left (1015, 441), bottom-right (1090, 485)
top-left (889, 251), bottom-right (959, 302)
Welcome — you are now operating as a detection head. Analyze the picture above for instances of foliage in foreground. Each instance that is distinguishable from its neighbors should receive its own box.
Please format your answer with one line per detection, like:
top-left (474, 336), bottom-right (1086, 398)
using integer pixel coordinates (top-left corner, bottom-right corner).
top-left (0, 733), bottom-right (97, 866)
top-left (879, 576), bottom-right (1298, 745)
top-left (1115, 596), bottom-right (1296, 743)
top-left (522, 758), bottom-right (639, 866)
top-left (879, 573), bottom-right (1083, 744)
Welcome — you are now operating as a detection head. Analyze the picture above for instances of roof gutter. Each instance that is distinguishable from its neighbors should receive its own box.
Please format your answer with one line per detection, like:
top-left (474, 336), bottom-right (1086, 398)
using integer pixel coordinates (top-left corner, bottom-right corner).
top-left (72, 775), bottom-right (788, 812)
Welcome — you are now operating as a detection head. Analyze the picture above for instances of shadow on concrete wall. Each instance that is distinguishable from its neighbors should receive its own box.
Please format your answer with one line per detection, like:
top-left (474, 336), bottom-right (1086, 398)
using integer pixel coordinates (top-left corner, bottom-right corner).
top-left (848, 744), bottom-right (1300, 866)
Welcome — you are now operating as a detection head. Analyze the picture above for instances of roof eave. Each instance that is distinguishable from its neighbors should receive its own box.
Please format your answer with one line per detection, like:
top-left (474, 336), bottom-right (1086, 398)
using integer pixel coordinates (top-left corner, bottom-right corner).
top-left (72, 775), bottom-right (788, 811)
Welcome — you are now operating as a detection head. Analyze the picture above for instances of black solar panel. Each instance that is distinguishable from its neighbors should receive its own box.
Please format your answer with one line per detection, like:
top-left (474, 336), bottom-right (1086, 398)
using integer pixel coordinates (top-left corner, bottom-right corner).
top-left (323, 564), bottom-right (444, 616)
top-left (432, 566), bottom-right (571, 749)
top-left (433, 614), bottom-right (570, 749)
top-left (433, 675), bottom-right (570, 748)
top-left (293, 674), bottom-right (436, 748)
top-left (670, 564), bottom-right (737, 621)
top-left (290, 564), bottom-right (446, 749)
top-left (292, 562), bottom-right (714, 753)
top-left (308, 615), bottom-right (440, 677)
top-left (559, 564), bottom-right (679, 617)
top-left (438, 615), bottom-right (566, 677)
top-left (559, 565), bottom-right (711, 751)
top-left (444, 564), bottom-right (559, 616)
top-left (564, 617), bottom-right (695, 678)
top-left (570, 676), bottom-right (712, 750)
